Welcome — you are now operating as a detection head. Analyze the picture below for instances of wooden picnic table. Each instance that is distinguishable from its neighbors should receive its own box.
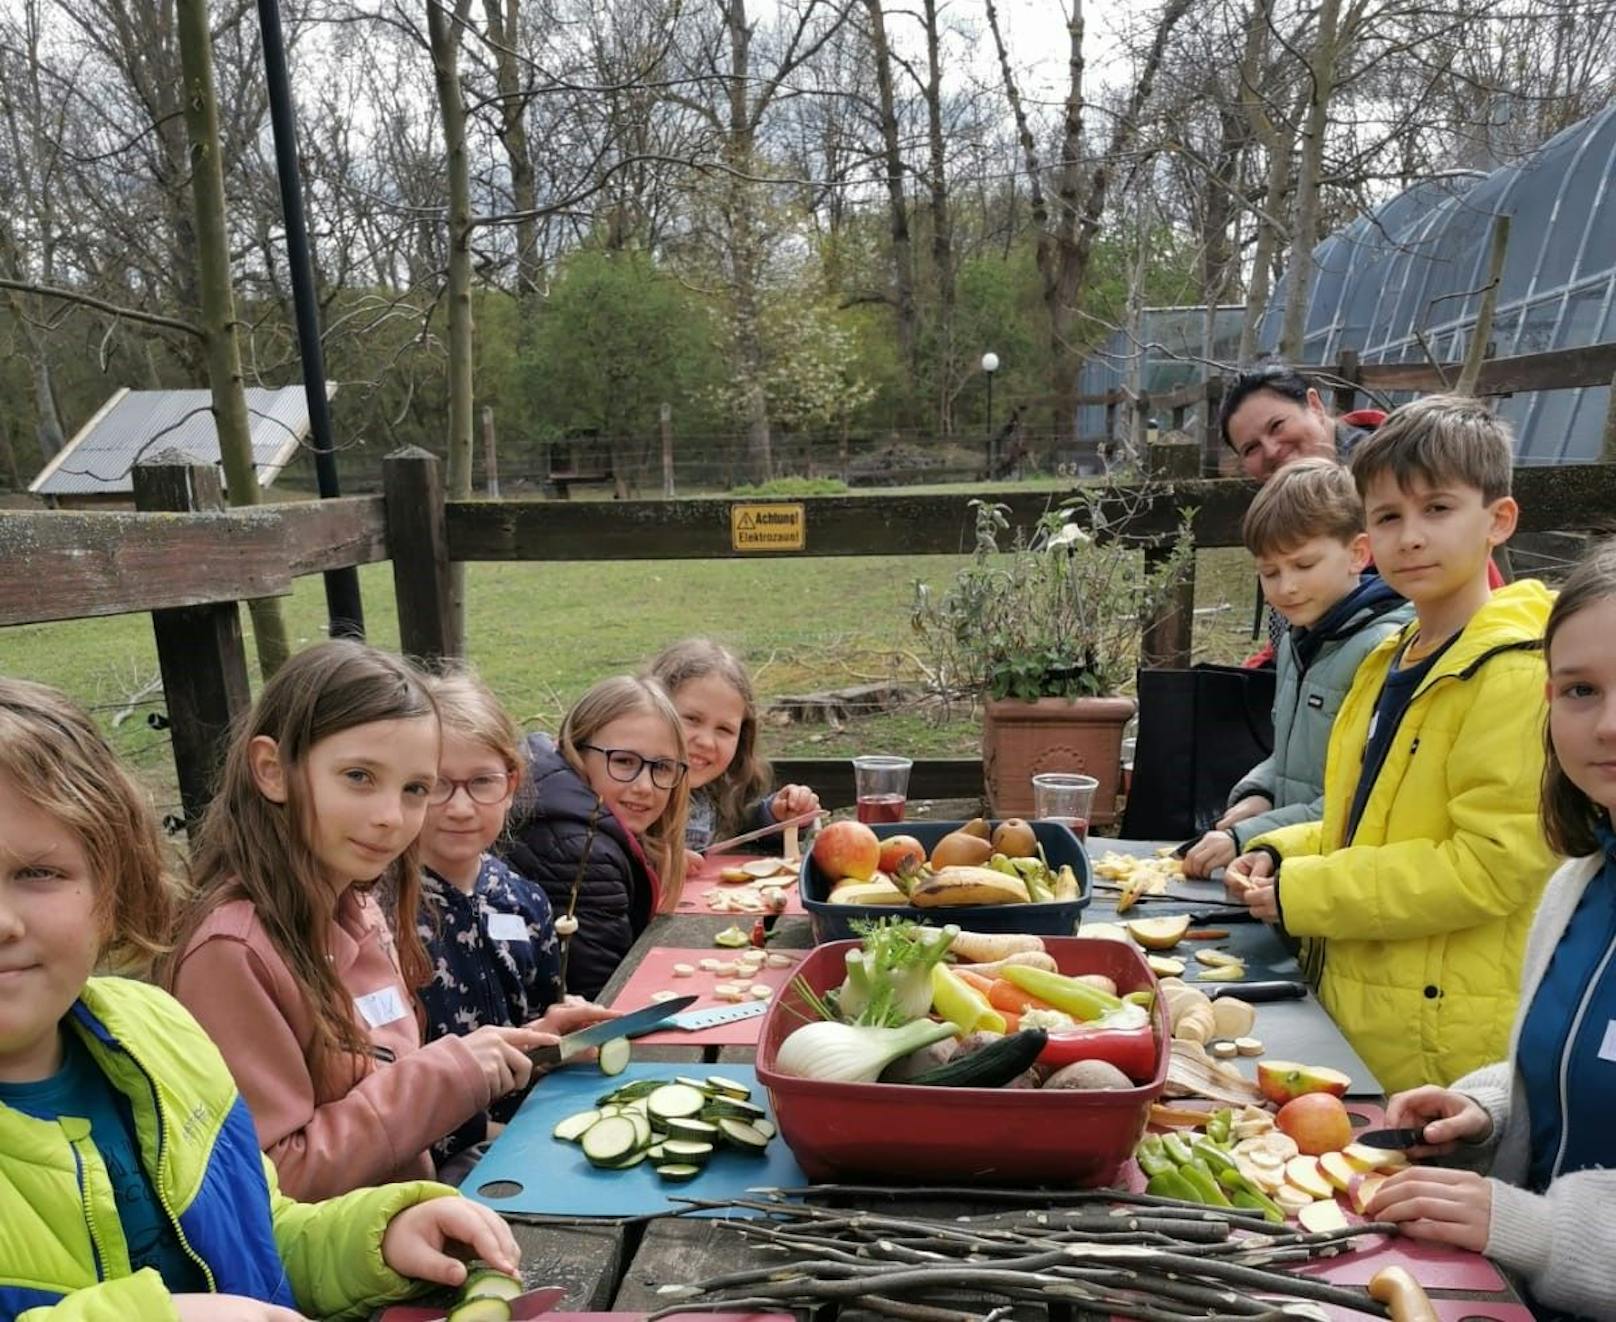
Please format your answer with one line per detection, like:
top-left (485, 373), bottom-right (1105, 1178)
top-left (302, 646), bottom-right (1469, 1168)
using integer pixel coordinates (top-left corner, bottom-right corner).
top-left (476, 834), bottom-right (1529, 1321)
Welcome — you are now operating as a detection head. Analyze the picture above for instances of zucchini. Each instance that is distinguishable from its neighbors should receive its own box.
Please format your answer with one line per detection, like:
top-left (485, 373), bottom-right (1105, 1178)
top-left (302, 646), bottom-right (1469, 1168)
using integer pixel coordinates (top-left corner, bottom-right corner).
top-left (750, 1119), bottom-right (776, 1140)
top-left (580, 1115), bottom-right (640, 1166)
top-left (704, 1096), bottom-right (766, 1122)
top-left (674, 1075), bottom-right (713, 1091)
top-left (598, 1036), bottom-right (631, 1076)
top-left (656, 1162), bottom-right (703, 1182)
top-left (908, 1029), bottom-right (1050, 1088)
top-left (606, 1148), bottom-right (647, 1169)
top-left (716, 1118), bottom-right (770, 1151)
top-left (552, 1109), bottom-right (599, 1142)
top-left (706, 1076), bottom-right (751, 1099)
top-left (447, 1300), bottom-right (513, 1321)
top-left (646, 1083), bottom-right (707, 1121)
top-left (462, 1269), bottom-right (523, 1302)
top-left (597, 1079), bottom-right (660, 1105)
top-left (664, 1117), bottom-right (719, 1140)
top-left (661, 1139), bottom-right (714, 1162)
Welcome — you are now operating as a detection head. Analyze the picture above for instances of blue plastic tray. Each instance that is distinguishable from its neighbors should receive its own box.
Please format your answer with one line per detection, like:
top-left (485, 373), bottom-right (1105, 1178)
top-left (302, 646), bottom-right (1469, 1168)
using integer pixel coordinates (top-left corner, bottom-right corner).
top-left (800, 819), bottom-right (1091, 943)
top-left (467, 1062), bottom-right (805, 1218)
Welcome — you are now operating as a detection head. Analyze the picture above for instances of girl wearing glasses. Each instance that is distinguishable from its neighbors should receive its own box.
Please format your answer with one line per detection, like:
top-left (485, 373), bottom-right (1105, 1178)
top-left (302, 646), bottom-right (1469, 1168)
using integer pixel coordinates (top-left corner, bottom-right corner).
top-left (505, 676), bottom-right (691, 998)
top-left (414, 671), bottom-right (618, 1175)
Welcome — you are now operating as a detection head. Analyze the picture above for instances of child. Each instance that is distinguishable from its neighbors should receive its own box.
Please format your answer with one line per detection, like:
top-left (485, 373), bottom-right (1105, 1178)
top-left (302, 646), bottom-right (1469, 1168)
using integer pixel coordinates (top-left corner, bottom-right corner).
top-left (647, 639), bottom-right (819, 864)
top-left (415, 670), bottom-right (616, 1168)
top-left (1183, 459), bottom-right (1412, 877)
top-left (165, 640), bottom-right (557, 1202)
top-left (503, 676), bottom-right (690, 999)
top-left (1365, 540), bottom-right (1616, 1316)
top-left (1225, 395), bottom-right (1559, 1093)
top-left (0, 677), bottom-right (520, 1319)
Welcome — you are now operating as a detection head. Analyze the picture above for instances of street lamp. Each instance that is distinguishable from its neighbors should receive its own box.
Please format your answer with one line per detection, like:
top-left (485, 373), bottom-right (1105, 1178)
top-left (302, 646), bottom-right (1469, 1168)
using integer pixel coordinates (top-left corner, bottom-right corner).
top-left (982, 351), bottom-right (1000, 473)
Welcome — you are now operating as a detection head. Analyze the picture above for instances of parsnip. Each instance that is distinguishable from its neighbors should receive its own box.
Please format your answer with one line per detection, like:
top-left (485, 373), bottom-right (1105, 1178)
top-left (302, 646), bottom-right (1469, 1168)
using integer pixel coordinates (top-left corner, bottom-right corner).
top-left (948, 930), bottom-right (1046, 963)
top-left (953, 949), bottom-right (1058, 978)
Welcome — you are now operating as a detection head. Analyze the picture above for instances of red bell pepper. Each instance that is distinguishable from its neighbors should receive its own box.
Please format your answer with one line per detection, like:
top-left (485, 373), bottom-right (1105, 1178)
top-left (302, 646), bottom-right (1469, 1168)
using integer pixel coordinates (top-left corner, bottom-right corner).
top-left (1037, 1020), bottom-right (1157, 1082)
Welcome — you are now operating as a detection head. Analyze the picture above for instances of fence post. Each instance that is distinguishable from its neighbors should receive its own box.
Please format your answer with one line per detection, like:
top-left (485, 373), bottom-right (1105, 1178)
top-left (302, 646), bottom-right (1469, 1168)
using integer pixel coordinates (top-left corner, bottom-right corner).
top-left (1603, 370), bottom-right (1616, 463)
top-left (384, 445), bottom-right (461, 665)
top-left (660, 402), bottom-right (675, 497)
top-left (1332, 348), bottom-right (1361, 415)
top-left (481, 406), bottom-right (500, 498)
top-left (132, 451), bottom-right (252, 833)
top-left (1140, 437), bottom-right (1199, 670)
top-left (1200, 376), bottom-right (1224, 475)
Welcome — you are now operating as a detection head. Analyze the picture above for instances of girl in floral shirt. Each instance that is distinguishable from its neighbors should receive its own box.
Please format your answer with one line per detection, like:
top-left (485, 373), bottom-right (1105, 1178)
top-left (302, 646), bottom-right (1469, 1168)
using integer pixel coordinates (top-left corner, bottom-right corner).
top-left (415, 671), bottom-right (613, 1171)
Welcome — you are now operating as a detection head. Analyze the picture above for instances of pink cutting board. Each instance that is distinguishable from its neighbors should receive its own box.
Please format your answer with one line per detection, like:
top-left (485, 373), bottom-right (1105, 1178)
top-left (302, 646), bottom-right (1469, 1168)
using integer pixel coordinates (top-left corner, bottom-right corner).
top-left (677, 854), bottom-right (805, 917)
top-left (606, 947), bottom-right (804, 1045)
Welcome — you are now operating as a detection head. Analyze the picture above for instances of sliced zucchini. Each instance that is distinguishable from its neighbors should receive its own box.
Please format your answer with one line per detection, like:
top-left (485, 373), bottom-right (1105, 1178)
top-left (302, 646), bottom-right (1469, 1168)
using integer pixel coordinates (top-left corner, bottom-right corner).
top-left (674, 1075), bottom-right (713, 1091)
top-left (705, 1076), bottom-right (751, 1099)
top-left (663, 1117), bottom-right (719, 1141)
top-left (645, 1083), bottom-right (707, 1122)
top-left (597, 1079), bottom-right (660, 1105)
top-left (646, 1143), bottom-right (667, 1161)
top-left (607, 1148), bottom-right (648, 1170)
top-left (447, 1299), bottom-right (513, 1322)
top-left (462, 1269), bottom-right (524, 1302)
top-left (750, 1119), bottom-right (776, 1140)
top-left (717, 1117), bottom-right (770, 1151)
top-left (598, 1036), bottom-right (631, 1076)
top-left (661, 1139), bottom-right (715, 1162)
top-left (626, 1112), bottom-right (652, 1149)
top-left (705, 1096), bottom-right (767, 1122)
top-left (656, 1163), bottom-right (703, 1182)
top-left (552, 1109), bottom-right (600, 1143)
top-left (580, 1115), bottom-right (640, 1167)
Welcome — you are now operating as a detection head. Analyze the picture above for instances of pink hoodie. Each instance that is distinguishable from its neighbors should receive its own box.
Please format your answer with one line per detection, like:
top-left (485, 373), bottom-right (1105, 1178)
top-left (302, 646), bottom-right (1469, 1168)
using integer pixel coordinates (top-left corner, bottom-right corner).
top-left (169, 887), bottom-right (489, 1200)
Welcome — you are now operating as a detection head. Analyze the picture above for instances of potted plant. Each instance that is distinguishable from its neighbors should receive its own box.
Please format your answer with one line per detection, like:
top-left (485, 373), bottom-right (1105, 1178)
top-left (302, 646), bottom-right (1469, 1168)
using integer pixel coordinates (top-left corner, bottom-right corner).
top-left (911, 491), bottom-right (1193, 823)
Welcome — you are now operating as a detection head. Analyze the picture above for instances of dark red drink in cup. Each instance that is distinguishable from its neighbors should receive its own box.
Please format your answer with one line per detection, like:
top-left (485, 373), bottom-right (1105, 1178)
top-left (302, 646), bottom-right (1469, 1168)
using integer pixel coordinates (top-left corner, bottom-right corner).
top-left (852, 756), bottom-right (912, 824)
top-left (856, 793), bottom-right (907, 824)
top-left (1032, 773), bottom-right (1097, 841)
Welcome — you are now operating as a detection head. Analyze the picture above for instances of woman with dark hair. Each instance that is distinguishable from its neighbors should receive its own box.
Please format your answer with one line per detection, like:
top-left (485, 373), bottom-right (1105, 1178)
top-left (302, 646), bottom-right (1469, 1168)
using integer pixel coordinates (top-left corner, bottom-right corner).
top-left (1218, 364), bottom-right (1387, 482)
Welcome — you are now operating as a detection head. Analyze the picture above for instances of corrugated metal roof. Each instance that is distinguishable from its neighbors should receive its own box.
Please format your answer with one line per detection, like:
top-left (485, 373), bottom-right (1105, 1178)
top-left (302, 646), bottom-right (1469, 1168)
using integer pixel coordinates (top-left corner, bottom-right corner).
top-left (29, 384), bottom-right (334, 496)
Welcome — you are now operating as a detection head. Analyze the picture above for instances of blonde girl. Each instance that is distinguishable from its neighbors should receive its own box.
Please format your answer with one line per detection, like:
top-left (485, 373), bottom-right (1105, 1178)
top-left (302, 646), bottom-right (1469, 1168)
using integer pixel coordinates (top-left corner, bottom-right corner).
top-left (647, 639), bottom-right (819, 865)
top-left (503, 676), bottom-right (689, 998)
top-left (165, 640), bottom-right (556, 1202)
top-left (0, 677), bottom-right (518, 1321)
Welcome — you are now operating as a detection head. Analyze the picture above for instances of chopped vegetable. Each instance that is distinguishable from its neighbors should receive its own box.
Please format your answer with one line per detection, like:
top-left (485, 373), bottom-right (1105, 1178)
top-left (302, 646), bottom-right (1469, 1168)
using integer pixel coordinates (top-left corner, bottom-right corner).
top-left (713, 926), bottom-right (751, 948)
top-left (597, 1037), bottom-right (631, 1076)
top-left (774, 1017), bottom-right (957, 1083)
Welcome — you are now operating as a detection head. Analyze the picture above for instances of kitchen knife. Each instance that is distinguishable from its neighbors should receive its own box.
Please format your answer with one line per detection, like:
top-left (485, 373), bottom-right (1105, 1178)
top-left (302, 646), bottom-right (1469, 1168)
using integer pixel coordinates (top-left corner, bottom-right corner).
top-left (1353, 1127), bottom-right (1427, 1150)
top-left (1204, 980), bottom-right (1307, 1002)
top-left (527, 995), bottom-right (699, 1066)
top-left (666, 1000), bottom-right (770, 1030)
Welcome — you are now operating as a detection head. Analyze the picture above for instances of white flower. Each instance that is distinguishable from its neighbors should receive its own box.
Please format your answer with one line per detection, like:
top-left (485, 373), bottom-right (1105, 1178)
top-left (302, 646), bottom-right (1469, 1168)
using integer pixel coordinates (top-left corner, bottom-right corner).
top-left (1046, 522), bottom-right (1091, 551)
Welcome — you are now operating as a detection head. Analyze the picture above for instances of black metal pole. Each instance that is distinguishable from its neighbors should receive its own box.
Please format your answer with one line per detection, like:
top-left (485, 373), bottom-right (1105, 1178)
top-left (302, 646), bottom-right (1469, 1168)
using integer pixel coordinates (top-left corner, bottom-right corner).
top-left (986, 372), bottom-right (995, 475)
top-left (257, 0), bottom-right (365, 640)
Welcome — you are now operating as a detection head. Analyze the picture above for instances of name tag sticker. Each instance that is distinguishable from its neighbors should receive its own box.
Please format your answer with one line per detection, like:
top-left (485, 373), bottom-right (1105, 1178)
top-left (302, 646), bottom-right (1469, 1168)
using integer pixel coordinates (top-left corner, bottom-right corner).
top-left (355, 985), bottom-right (409, 1029)
top-left (486, 912), bottom-right (529, 943)
top-left (1598, 1020), bottom-right (1616, 1064)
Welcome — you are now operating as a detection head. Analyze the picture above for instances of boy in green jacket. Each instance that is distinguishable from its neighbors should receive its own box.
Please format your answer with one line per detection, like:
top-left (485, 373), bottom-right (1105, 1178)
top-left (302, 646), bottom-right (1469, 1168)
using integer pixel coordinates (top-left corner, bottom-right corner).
top-left (1225, 395), bottom-right (1559, 1093)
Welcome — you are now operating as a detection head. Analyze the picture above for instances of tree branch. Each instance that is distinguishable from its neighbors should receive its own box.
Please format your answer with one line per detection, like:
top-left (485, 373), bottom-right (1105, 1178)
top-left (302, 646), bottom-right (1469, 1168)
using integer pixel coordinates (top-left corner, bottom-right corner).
top-left (0, 277), bottom-right (203, 337)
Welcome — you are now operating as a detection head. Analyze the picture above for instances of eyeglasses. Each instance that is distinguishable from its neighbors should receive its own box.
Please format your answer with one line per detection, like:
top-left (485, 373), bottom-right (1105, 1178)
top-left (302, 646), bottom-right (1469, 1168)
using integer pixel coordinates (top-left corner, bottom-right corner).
top-left (428, 772), bottom-right (512, 806)
top-left (578, 743), bottom-right (688, 790)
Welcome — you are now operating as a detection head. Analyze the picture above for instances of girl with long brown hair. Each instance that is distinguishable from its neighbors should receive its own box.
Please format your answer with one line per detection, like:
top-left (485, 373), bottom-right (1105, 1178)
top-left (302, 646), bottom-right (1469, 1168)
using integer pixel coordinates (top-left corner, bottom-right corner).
top-left (165, 641), bottom-right (552, 1200)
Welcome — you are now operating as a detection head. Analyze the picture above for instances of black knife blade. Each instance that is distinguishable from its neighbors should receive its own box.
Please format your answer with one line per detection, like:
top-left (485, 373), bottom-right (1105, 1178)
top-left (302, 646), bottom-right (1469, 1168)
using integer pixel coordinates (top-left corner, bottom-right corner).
top-left (1353, 1126), bottom-right (1426, 1150)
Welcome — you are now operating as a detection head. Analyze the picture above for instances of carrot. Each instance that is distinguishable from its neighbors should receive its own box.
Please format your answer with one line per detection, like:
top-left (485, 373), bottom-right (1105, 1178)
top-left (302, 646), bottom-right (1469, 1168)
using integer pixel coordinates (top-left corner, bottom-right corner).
top-left (949, 930), bottom-right (1046, 963)
top-left (988, 979), bottom-right (1054, 1016)
top-left (953, 968), bottom-right (996, 995)
top-left (999, 1010), bottom-right (1021, 1033)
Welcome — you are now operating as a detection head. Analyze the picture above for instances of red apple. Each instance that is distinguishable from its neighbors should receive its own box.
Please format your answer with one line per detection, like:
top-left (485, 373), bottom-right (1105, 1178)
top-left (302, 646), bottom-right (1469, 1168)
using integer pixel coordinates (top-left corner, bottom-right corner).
top-left (1275, 1094), bottom-right (1354, 1156)
top-left (1257, 1060), bottom-right (1352, 1105)
top-left (878, 834), bottom-right (927, 878)
top-left (813, 820), bottom-right (882, 882)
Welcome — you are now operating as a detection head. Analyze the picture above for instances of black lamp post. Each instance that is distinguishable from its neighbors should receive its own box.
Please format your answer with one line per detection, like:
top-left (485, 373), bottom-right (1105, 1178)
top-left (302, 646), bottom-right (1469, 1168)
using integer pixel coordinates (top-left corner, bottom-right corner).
top-left (982, 351), bottom-right (1000, 474)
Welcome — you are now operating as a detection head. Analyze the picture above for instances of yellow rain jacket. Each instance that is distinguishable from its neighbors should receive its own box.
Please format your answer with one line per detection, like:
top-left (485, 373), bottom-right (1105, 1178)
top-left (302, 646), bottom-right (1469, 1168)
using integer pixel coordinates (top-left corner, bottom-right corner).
top-left (1252, 579), bottom-right (1559, 1093)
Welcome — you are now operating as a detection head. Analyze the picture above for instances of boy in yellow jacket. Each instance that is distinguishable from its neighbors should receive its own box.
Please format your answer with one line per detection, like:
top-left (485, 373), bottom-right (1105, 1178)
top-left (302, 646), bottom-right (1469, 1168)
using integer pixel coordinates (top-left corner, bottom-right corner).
top-left (1225, 395), bottom-right (1558, 1093)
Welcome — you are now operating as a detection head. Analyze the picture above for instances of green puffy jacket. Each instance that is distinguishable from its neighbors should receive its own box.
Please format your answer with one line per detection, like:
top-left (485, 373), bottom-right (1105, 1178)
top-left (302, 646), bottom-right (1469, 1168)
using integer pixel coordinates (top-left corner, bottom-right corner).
top-left (1253, 580), bottom-right (1560, 1093)
top-left (1, 977), bottom-right (455, 1321)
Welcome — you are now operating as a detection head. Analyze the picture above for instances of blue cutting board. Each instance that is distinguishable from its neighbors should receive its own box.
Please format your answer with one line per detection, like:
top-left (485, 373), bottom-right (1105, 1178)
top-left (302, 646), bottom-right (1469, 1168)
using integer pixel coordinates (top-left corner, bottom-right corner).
top-left (467, 1062), bottom-right (805, 1218)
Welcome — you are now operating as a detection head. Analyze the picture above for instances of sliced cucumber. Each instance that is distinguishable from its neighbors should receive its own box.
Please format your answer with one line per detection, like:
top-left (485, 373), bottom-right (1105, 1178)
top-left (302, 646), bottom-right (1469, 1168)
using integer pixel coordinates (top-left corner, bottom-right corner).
top-left (646, 1083), bottom-right (707, 1122)
top-left (580, 1115), bottom-right (640, 1167)
top-left (552, 1109), bottom-right (600, 1143)
top-left (663, 1117), bottom-right (719, 1141)
top-left (751, 1119), bottom-right (776, 1140)
top-left (447, 1299), bottom-right (513, 1322)
top-left (717, 1117), bottom-right (770, 1151)
top-left (598, 1036), bottom-right (631, 1076)
top-left (705, 1076), bottom-right (751, 1099)
top-left (462, 1269), bottom-right (524, 1302)
top-left (656, 1163), bottom-right (703, 1182)
top-left (661, 1139), bottom-right (715, 1162)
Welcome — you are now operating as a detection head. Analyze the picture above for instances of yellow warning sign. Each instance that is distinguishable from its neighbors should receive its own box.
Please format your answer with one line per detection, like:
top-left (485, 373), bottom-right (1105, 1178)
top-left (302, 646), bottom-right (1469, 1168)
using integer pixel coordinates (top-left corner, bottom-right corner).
top-left (730, 502), bottom-right (806, 553)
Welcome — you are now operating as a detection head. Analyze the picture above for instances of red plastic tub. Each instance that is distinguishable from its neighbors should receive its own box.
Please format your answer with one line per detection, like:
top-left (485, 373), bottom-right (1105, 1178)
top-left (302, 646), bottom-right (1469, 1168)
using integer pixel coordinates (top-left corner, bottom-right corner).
top-left (755, 936), bottom-right (1169, 1186)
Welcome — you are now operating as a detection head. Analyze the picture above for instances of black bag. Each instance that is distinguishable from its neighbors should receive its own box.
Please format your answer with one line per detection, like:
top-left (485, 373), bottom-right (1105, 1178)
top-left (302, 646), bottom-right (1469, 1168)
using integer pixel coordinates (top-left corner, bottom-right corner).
top-left (1120, 664), bottom-right (1277, 842)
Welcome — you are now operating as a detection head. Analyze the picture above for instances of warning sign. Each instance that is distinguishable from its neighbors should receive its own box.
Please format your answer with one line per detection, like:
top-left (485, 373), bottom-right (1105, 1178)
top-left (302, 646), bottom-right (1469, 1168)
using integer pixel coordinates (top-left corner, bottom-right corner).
top-left (730, 502), bottom-right (806, 553)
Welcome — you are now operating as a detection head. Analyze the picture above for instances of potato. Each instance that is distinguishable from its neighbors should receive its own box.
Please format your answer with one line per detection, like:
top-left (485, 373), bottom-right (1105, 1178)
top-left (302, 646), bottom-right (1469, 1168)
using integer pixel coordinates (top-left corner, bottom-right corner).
top-left (1042, 1060), bottom-right (1134, 1090)
top-left (878, 1038), bottom-right (960, 1084)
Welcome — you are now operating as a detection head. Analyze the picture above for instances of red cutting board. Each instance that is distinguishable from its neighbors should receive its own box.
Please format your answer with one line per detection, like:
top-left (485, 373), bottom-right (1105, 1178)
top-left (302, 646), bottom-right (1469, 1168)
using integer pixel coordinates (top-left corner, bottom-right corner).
top-left (677, 854), bottom-right (805, 917)
top-left (606, 946), bottom-right (804, 1045)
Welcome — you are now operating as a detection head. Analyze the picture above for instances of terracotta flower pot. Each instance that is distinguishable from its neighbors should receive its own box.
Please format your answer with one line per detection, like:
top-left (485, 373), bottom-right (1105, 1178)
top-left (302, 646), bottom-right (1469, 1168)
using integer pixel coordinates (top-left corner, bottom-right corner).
top-left (982, 695), bottom-right (1137, 825)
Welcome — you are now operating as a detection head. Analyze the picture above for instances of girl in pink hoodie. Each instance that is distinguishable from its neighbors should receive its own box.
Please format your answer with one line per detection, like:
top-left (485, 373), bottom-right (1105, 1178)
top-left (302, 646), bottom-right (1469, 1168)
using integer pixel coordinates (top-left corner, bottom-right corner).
top-left (165, 641), bottom-right (600, 1200)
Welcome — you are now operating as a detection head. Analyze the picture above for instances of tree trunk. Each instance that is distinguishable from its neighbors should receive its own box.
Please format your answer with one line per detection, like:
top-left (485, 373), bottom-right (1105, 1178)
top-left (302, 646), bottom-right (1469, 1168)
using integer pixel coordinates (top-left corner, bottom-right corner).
top-left (481, 0), bottom-right (540, 296)
top-left (724, 0), bottom-right (773, 481)
top-left (862, 0), bottom-right (917, 418)
top-left (1235, 0), bottom-right (1295, 364)
top-left (921, 0), bottom-right (954, 435)
top-left (0, 414), bottom-right (22, 490)
top-left (1279, 0), bottom-right (1343, 360)
top-left (174, 0), bottom-right (290, 677)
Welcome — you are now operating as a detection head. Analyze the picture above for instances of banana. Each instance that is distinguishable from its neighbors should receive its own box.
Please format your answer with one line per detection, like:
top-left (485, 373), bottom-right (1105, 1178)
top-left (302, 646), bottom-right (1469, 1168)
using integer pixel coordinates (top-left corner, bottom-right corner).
top-left (909, 865), bottom-right (1031, 907)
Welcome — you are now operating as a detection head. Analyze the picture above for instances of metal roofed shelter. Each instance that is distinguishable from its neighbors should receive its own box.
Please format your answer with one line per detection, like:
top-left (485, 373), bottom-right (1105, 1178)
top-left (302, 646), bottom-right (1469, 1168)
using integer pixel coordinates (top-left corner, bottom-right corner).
top-left (1258, 103), bottom-right (1616, 464)
top-left (29, 384), bottom-right (334, 507)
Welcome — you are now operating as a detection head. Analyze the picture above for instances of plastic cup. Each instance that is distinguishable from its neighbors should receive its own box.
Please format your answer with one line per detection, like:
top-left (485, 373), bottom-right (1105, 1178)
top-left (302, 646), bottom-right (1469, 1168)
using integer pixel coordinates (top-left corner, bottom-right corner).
top-left (853, 755), bottom-right (912, 823)
top-left (1032, 772), bottom-right (1098, 841)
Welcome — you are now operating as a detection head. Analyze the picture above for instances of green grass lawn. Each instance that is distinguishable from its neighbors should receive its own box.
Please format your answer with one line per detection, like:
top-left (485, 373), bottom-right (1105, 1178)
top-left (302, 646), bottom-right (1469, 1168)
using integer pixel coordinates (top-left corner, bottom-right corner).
top-left (0, 545), bottom-right (1263, 817)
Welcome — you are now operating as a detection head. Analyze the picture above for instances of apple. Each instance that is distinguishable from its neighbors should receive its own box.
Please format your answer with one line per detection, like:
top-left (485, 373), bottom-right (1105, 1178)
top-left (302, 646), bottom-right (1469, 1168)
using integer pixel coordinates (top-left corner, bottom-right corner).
top-left (813, 820), bottom-right (882, 882)
top-left (1257, 1060), bottom-right (1352, 1105)
top-left (1283, 1156), bottom-right (1334, 1201)
top-left (1342, 1141), bottom-right (1409, 1174)
top-left (1297, 1199), bottom-right (1350, 1234)
top-left (877, 834), bottom-right (927, 878)
top-left (1271, 1183), bottom-right (1315, 1214)
top-left (1275, 1094), bottom-right (1354, 1156)
top-left (1349, 1172), bottom-right (1387, 1215)
top-left (1317, 1150), bottom-right (1358, 1190)
top-left (1125, 914), bottom-right (1191, 950)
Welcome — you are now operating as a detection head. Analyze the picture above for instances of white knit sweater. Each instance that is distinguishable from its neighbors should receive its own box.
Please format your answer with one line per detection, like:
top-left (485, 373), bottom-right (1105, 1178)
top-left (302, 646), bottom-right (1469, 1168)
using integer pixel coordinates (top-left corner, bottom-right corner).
top-left (1449, 851), bottom-right (1610, 1317)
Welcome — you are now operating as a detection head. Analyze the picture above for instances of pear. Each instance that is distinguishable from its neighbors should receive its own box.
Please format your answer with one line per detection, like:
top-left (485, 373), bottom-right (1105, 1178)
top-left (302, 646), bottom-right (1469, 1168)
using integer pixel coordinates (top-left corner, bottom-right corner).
top-left (929, 830), bottom-right (995, 869)
top-left (960, 816), bottom-right (993, 840)
top-left (991, 818), bottom-right (1039, 858)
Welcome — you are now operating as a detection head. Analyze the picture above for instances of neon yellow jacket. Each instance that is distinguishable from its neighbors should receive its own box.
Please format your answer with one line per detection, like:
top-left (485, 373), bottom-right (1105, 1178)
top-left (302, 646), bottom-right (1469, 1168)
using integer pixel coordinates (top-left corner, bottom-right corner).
top-left (0, 977), bottom-right (455, 1322)
top-left (1252, 580), bottom-right (1559, 1093)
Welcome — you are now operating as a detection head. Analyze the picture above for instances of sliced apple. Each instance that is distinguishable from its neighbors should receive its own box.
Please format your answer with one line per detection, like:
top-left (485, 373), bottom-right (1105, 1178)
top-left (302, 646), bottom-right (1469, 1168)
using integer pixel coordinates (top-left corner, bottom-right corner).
top-left (1349, 1172), bottom-right (1387, 1216)
top-left (1079, 922), bottom-right (1133, 943)
top-left (1272, 1183), bottom-right (1316, 1214)
top-left (1341, 1143), bottom-right (1382, 1173)
top-left (1297, 1199), bottom-right (1351, 1235)
top-left (1283, 1156), bottom-right (1334, 1201)
top-left (1318, 1151), bottom-right (1358, 1192)
top-left (1146, 955), bottom-right (1186, 976)
top-left (1195, 948), bottom-right (1244, 968)
top-left (1127, 914), bottom-right (1191, 950)
top-left (1256, 1060), bottom-right (1353, 1105)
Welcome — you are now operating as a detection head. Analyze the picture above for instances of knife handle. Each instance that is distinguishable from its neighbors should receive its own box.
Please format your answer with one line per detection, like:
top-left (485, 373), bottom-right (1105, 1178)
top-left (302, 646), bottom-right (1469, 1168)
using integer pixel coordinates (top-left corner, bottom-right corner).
top-left (1206, 980), bottom-right (1306, 1002)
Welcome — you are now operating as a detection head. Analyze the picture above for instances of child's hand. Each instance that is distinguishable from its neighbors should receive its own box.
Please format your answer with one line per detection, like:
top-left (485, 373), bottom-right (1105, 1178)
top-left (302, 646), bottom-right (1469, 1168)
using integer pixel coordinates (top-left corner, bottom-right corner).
top-left (1216, 794), bottom-right (1272, 829)
top-left (1384, 1085), bottom-right (1493, 1154)
top-left (1364, 1166), bottom-right (1492, 1253)
top-left (460, 1025), bottom-right (551, 1098)
top-left (1223, 849), bottom-right (1275, 904)
top-left (772, 784), bottom-right (820, 820)
top-left (685, 848), bottom-right (705, 875)
top-left (381, 1196), bottom-right (521, 1286)
top-left (1182, 830), bottom-right (1237, 878)
top-left (529, 998), bottom-right (618, 1037)
top-left (174, 1296), bottom-right (309, 1320)
top-left (1245, 880), bottom-right (1279, 924)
